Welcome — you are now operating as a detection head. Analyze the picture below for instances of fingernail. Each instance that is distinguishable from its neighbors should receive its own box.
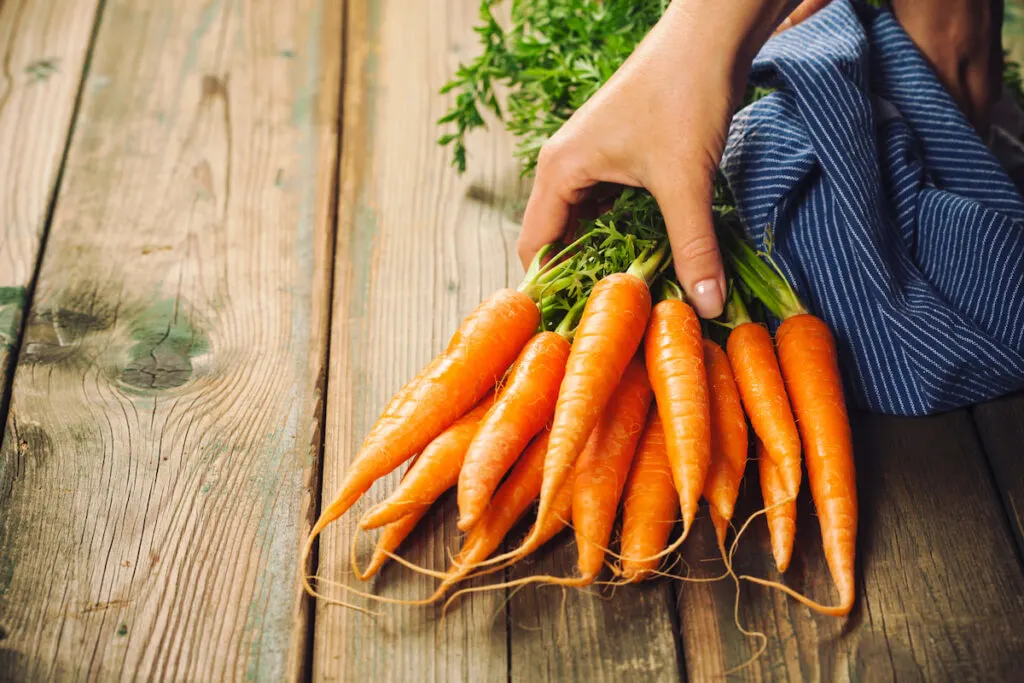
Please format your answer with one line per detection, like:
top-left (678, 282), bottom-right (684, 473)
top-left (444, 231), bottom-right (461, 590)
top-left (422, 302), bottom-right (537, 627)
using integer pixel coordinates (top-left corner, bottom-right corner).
top-left (691, 278), bottom-right (725, 319)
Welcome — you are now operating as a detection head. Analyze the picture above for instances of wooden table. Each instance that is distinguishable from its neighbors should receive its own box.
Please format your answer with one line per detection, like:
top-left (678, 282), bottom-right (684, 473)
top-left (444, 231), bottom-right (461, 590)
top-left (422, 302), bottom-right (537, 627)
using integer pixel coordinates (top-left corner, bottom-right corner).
top-left (1, 1), bottom-right (1022, 680)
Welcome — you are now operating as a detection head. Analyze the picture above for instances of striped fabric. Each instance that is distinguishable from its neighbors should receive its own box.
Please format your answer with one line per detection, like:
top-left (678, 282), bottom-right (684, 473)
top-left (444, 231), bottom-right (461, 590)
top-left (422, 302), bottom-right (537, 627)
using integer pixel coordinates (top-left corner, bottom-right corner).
top-left (722, 0), bottom-right (1024, 416)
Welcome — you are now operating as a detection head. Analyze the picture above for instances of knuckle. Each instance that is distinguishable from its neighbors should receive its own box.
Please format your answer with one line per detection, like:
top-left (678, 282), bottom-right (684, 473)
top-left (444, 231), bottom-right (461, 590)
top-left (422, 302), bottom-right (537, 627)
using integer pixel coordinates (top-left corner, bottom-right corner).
top-left (675, 232), bottom-right (721, 265)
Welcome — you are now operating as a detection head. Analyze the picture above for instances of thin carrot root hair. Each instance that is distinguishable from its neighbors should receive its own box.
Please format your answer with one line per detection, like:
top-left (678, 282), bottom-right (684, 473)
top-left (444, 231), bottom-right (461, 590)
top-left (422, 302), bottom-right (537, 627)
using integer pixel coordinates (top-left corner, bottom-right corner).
top-left (610, 521), bottom-right (693, 568)
top-left (350, 522), bottom-right (373, 581)
top-left (307, 573), bottom-right (444, 608)
top-left (378, 548), bottom-right (456, 581)
top-left (444, 504), bottom-right (574, 574)
top-left (711, 519), bottom-right (769, 676)
top-left (737, 576), bottom-right (852, 617)
top-left (441, 573), bottom-right (592, 618)
top-left (299, 524), bottom-right (380, 615)
top-left (302, 579), bottom-right (382, 616)
top-left (607, 551), bottom-right (726, 587)
top-left (567, 521), bottom-right (726, 586)
top-left (726, 494), bottom-right (798, 568)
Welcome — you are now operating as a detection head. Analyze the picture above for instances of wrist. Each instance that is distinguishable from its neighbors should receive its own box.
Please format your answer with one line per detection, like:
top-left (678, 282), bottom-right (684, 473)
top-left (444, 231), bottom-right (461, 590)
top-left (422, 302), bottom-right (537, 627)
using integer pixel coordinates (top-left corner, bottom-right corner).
top-left (663, 0), bottom-right (801, 101)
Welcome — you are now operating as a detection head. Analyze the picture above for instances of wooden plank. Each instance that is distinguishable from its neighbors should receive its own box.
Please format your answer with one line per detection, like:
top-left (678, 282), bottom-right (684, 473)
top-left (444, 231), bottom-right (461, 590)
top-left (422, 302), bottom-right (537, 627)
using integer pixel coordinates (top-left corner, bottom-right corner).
top-left (0, 0), bottom-right (101, 424)
top-left (972, 391), bottom-right (1024, 559)
top-left (678, 410), bottom-right (1024, 681)
top-left (0, 0), bottom-right (341, 680)
top-left (507, 531), bottom-right (683, 682)
top-left (313, 0), bottom-right (523, 680)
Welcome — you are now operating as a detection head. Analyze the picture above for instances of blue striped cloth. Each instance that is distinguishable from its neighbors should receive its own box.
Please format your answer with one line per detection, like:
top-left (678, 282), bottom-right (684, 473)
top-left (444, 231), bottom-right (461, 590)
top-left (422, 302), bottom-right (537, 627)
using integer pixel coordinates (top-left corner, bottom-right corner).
top-left (721, 0), bottom-right (1024, 416)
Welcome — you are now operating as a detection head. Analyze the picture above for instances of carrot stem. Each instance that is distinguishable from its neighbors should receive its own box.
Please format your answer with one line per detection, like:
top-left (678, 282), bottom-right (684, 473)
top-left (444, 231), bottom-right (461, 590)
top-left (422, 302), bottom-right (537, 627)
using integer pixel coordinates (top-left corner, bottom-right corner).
top-left (626, 240), bottom-right (670, 284)
top-left (554, 297), bottom-right (587, 339)
top-left (718, 226), bottom-right (805, 321)
top-left (659, 278), bottom-right (684, 302)
top-left (724, 284), bottom-right (753, 326)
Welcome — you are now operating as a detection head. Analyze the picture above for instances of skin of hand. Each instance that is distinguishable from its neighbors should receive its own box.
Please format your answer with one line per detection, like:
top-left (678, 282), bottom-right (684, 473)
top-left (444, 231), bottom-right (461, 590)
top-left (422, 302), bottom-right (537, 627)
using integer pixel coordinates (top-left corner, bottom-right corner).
top-left (516, 0), bottom-right (800, 319)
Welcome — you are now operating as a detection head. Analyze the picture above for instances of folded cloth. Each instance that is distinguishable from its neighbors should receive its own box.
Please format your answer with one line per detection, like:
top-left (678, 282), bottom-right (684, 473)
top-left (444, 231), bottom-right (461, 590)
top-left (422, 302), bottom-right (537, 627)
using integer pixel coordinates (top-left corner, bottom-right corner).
top-left (722, 0), bottom-right (1024, 416)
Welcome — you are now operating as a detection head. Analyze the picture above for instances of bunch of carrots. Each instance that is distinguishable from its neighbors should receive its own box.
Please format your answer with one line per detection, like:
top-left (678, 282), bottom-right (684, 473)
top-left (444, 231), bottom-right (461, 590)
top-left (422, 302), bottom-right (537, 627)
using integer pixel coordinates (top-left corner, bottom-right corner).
top-left (301, 196), bottom-right (858, 619)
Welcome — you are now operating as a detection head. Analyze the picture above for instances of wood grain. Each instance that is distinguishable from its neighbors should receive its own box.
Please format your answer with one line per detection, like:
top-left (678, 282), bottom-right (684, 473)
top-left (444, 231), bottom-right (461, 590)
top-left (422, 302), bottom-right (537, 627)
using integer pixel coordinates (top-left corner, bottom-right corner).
top-left (0, 0), bottom-right (340, 680)
top-left (972, 391), bottom-right (1024, 560)
top-left (678, 410), bottom-right (1024, 681)
top-left (0, 0), bottom-right (102, 424)
top-left (313, 0), bottom-right (525, 680)
top-left (507, 531), bottom-right (683, 682)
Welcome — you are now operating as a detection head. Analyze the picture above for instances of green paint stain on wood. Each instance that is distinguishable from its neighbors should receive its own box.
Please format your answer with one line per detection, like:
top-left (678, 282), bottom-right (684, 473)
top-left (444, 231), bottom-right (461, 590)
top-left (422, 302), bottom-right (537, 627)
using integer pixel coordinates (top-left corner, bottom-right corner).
top-left (121, 298), bottom-right (209, 390)
top-left (25, 58), bottom-right (59, 83)
top-left (0, 287), bottom-right (26, 349)
top-left (117, 623), bottom-right (128, 637)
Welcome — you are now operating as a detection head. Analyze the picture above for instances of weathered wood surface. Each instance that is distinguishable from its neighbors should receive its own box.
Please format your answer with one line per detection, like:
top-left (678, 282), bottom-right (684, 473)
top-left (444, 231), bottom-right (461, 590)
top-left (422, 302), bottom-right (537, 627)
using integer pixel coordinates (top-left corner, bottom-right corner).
top-left (678, 409), bottom-right (1024, 681)
top-left (313, 0), bottom-right (519, 679)
top-left (3, 0), bottom-right (1024, 681)
top-left (508, 531), bottom-right (683, 682)
top-left (0, 0), bottom-right (340, 680)
top-left (0, 0), bottom-right (101, 412)
top-left (973, 393), bottom-right (1024, 560)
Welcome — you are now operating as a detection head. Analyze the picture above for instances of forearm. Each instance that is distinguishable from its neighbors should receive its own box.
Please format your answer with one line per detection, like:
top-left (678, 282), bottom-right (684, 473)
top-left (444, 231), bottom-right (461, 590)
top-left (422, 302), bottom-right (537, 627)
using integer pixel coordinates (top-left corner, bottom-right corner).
top-left (890, 0), bottom-right (1003, 132)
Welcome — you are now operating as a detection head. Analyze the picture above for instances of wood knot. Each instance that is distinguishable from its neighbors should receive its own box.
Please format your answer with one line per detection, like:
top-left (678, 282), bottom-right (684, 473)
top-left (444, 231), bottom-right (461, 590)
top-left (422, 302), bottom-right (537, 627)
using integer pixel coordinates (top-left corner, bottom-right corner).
top-left (120, 298), bottom-right (209, 391)
top-left (201, 74), bottom-right (228, 100)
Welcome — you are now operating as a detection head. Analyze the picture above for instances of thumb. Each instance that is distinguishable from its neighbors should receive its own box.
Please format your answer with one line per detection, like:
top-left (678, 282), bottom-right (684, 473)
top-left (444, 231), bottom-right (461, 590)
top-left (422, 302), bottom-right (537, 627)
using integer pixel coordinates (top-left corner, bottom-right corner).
top-left (650, 171), bottom-right (727, 318)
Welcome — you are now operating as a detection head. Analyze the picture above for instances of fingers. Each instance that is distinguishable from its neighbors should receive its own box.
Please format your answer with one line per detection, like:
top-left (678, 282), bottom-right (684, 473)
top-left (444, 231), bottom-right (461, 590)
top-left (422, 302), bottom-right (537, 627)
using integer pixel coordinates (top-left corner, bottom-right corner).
top-left (651, 170), bottom-right (727, 319)
top-left (517, 143), bottom-right (592, 270)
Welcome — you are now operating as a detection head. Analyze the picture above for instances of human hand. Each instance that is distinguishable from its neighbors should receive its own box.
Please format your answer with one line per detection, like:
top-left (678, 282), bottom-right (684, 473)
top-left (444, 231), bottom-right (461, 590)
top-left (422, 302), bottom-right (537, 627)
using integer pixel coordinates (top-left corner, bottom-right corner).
top-left (516, 0), bottom-right (799, 319)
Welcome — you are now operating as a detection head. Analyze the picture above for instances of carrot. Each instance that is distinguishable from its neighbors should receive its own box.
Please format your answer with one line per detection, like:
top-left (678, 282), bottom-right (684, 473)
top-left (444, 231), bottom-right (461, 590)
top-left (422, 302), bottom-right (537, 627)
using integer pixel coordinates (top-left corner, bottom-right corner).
top-left (512, 255), bottom-right (663, 559)
top-left (426, 430), bottom-right (555, 598)
top-left (359, 394), bottom-right (495, 530)
top-left (572, 355), bottom-right (653, 581)
top-left (457, 331), bottom-right (570, 531)
top-left (536, 271), bottom-right (652, 526)
top-left (618, 408), bottom-right (680, 582)
top-left (306, 288), bottom-right (538, 545)
top-left (353, 507), bottom-right (430, 581)
top-left (645, 291), bottom-right (711, 541)
top-left (722, 227), bottom-right (857, 616)
top-left (724, 288), bottom-right (801, 499)
top-left (702, 338), bottom-right (749, 548)
top-left (770, 313), bottom-right (856, 613)
top-left (757, 437), bottom-right (797, 572)
top-left (437, 466), bottom-right (585, 611)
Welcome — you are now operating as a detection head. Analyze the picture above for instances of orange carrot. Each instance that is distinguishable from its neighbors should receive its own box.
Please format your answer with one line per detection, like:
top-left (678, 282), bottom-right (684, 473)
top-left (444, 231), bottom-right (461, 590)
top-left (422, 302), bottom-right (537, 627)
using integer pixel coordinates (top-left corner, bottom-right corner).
top-left (702, 339), bottom-right (749, 547)
top-left (437, 466), bottom-right (584, 608)
top-left (359, 394), bottom-right (495, 530)
top-left (618, 408), bottom-right (680, 582)
top-left (353, 507), bottom-right (430, 581)
top-left (725, 295), bottom-right (801, 499)
top-left (645, 297), bottom-right (710, 538)
top-left (769, 313), bottom-right (856, 614)
top-left (457, 331), bottom-right (570, 530)
top-left (526, 271), bottom-right (652, 553)
top-left (434, 430), bottom-right (552, 595)
top-left (572, 355), bottom-right (653, 581)
top-left (757, 437), bottom-right (797, 573)
top-left (722, 228), bottom-right (857, 615)
top-left (307, 288), bottom-right (538, 545)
